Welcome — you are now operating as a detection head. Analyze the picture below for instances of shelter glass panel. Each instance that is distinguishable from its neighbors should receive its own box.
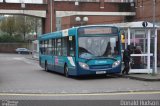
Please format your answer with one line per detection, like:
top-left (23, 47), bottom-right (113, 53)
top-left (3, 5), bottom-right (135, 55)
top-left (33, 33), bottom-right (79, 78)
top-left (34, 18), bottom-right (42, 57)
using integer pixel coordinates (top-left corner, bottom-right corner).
top-left (130, 56), bottom-right (147, 69)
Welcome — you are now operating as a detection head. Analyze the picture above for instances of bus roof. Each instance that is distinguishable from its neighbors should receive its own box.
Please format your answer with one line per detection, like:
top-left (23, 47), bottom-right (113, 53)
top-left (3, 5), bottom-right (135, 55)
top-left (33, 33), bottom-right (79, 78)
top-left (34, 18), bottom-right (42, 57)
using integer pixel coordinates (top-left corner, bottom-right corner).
top-left (38, 25), bottom-right (118, 40)
top-left (38, 27), bottom-right (78, 40)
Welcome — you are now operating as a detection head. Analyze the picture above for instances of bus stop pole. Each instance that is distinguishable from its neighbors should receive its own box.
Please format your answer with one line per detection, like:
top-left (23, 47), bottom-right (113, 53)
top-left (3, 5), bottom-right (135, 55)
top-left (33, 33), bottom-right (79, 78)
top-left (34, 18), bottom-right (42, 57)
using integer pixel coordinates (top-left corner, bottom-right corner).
top-left (50, 0), bottom-right (53, 32)
top-left (152, 0), bottom-right (156, 75)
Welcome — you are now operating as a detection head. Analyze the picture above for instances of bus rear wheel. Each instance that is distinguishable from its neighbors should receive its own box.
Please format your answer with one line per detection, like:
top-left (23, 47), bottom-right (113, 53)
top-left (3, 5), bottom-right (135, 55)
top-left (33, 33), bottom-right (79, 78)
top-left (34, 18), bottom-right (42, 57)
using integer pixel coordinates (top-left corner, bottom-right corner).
top-left (64, 65), bottom-right (69, 77)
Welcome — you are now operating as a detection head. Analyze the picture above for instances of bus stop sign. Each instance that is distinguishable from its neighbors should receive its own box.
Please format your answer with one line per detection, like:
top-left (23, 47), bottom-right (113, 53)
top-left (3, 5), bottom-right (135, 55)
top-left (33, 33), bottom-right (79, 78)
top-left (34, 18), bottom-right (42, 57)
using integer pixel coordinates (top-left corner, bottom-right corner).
top-left (142, 21), bottom-right (148, 27)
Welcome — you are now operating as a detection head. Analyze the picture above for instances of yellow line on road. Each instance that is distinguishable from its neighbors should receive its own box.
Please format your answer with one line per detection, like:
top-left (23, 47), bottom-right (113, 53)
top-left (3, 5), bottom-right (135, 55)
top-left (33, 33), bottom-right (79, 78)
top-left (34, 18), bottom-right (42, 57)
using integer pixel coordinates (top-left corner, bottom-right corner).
top-left (0, 91), bottom-right (160, 97)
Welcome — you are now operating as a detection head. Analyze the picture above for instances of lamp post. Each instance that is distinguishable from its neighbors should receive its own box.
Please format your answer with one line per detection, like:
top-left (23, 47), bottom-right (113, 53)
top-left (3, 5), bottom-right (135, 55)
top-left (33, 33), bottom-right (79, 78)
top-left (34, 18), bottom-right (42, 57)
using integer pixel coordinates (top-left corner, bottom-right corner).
top-left (21, 0), bottom-right (25, 16)
top-left (50, 0), bottom-right (53, 32)
top-left (152, 0), bottom-right (156, 75)
top-left (75, 16), bottom-right (88, 26)
top-left (21, 0), bottom-right (25, 9)
top-left (3, 0), bottom-right (6, 3)
top-left (21, 0), bottom-right (26, 40)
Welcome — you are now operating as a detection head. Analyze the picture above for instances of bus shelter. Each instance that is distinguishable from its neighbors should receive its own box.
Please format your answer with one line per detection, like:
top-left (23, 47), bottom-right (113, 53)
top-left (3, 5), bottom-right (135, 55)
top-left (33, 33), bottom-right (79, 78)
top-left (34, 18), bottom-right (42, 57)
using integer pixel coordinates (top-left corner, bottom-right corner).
top-left (114, 21), bottom-right (159, 74)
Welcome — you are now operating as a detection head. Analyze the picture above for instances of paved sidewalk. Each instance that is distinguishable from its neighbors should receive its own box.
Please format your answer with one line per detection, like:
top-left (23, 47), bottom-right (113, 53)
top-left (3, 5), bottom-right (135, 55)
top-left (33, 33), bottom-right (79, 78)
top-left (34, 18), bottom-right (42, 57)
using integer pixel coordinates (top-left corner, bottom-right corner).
top-left (24, 54), bottom-right (39, 61)
top-left (123, 67), bottom-right (160, 81)
top-left (121, 73), bottom-right (160, 81)
top-left (117, 67), bottom-right (160, 81)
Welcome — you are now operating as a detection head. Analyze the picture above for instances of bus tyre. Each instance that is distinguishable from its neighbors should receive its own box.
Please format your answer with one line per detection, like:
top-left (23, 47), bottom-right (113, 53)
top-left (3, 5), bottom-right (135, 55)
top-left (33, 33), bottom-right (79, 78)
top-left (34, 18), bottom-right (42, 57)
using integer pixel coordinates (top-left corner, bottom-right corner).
top-left (64, 65), bottom-right (69, 77)
top-left (45, 62), bottom-right (48, 72)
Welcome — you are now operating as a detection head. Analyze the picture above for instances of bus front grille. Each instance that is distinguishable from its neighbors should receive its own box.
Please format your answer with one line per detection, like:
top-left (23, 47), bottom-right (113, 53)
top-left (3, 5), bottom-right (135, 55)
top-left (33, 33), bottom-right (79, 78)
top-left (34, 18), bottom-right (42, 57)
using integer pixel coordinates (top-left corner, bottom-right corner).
top-left (90, 65), bottom-right (111, 70)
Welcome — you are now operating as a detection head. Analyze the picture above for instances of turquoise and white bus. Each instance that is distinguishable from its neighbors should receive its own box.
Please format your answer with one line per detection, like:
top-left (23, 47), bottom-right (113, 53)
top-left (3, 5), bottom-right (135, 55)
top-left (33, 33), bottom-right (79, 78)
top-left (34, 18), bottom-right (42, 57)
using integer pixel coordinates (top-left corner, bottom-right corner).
top-left (38, 25), bottom-right (122, 77)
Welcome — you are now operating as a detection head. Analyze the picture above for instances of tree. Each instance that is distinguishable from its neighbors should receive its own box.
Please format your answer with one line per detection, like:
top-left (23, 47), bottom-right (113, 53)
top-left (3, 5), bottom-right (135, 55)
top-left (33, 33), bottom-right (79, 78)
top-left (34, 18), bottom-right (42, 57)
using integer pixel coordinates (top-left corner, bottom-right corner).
top-left (30, 18), bottom-right (42, 39)
top-left (0, 16), bottom-right (16, 36)
top-left (0, 15), bottom-right (41, 41)
top-left (16, 16), bottom-right (33, 41)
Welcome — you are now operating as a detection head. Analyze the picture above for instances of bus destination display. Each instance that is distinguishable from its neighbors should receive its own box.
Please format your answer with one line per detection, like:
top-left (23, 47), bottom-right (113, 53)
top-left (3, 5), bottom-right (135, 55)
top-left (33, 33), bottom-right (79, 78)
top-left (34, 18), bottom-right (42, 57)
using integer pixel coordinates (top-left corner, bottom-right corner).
top-left (78, 27), bottom-right (118, 35)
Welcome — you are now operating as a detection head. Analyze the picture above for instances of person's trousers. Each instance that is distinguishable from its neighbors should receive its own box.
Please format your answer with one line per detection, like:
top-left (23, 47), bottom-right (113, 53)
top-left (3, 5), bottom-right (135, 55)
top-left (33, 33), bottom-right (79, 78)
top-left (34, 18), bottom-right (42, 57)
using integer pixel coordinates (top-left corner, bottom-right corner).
top-left (122, 62), bottom-right (130, 74)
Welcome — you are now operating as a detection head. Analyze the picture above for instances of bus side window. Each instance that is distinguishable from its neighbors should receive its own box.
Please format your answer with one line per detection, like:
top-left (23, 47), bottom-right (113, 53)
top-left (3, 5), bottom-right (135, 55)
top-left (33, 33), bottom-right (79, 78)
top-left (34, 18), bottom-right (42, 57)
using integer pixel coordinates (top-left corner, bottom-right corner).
top-left (55, 39), bottom-right (57, 55)
top-left (62, 37), bottom-right (68, 56)
top-left (52, 39), bottom-right (55, 55)
top-left (68, 36), bottom-right (75, 57)
top-left (48, 39), bottom-right (52, 55)
top-left (46, 40), bottom-right (49, 55)
top-left (41, 41), bottom-right (45, 54)
top-left (39, 41), bottom-right (43, 54)
top-left (44, 40), bottom-right (48, 55)
top-left (56, 38), bottom-right (62, 56)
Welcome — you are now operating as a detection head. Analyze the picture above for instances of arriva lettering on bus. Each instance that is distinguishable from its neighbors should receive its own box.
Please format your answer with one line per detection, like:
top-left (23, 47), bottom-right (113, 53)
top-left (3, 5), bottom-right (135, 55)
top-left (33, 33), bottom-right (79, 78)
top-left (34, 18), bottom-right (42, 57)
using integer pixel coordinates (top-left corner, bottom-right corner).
top-left (95, 60), bottom-right (107, 64)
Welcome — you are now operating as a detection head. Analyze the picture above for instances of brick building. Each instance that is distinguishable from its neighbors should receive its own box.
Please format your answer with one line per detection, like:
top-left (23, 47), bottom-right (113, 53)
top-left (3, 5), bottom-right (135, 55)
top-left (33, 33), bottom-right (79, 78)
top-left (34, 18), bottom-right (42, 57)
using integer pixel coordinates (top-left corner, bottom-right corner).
top-left (55, 0), bottom-right (135, 29)
top-left (56, 0), bottom-right (160, 29)
top-left (134, 0), bottom-right (160, 23)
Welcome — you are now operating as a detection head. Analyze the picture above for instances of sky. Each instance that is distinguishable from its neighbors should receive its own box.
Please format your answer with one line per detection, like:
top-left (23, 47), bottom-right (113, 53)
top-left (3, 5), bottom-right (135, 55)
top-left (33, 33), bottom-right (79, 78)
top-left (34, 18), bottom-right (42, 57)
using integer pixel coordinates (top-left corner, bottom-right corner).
top-left (0, 0), bottom-right (43, 3)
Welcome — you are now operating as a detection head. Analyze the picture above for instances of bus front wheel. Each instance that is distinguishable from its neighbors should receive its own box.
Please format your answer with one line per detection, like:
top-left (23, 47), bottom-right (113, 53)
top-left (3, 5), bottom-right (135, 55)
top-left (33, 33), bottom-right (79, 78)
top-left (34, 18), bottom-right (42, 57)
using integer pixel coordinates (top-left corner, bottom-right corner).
top-left (64, 65), bottom-right (69, 77)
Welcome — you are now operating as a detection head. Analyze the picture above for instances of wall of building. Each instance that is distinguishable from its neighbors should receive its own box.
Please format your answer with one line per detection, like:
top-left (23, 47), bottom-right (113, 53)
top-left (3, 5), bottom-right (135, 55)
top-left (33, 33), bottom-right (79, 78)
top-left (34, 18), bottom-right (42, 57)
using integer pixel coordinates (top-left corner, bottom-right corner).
top-left (54, 2), bottom-right (121, 12)
top-left (134, 0), bottom-right (160, 22)
top-left (56, 0), bottom-right (133, 29)
top-left (61, 15), bottom-right (125, 29)
top-left (60, 1), bottom-right (160, 29)
top-left (0, 43), bottom-right (30, 53)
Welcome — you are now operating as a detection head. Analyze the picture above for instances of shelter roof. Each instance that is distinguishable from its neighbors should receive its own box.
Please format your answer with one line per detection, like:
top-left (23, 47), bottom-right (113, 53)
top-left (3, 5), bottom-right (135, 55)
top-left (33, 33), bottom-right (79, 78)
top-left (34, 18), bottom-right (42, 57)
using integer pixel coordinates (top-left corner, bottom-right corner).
top-left (112, 21), bottom-right (159, 28)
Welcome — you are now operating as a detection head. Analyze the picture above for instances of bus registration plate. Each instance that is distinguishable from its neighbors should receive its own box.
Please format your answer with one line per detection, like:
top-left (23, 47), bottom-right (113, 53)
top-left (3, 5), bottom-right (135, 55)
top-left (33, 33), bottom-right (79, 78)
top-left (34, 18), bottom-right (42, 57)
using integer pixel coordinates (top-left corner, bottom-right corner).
top-left (96, 71), bottom-right (106, 74)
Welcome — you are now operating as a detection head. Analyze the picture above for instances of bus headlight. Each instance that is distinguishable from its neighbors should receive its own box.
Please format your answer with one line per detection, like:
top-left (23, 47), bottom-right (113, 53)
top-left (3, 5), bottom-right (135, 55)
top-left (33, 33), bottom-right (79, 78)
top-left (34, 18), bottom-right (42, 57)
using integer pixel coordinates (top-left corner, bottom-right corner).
top-left (112, 60), bottom-right (120, 68)
top-left (79, 62), bottom-right (89, 70)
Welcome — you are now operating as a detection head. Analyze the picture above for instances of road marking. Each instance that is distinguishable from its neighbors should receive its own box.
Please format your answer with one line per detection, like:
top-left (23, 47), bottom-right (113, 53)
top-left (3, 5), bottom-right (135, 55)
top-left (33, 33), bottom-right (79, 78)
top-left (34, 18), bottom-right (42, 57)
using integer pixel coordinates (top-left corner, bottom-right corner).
top-left (12, 57), bottom-right (39, 66)
top-left (13, 57), bottom-right (25, 60)
top-left (0, 91), bottom-right (160, 97)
